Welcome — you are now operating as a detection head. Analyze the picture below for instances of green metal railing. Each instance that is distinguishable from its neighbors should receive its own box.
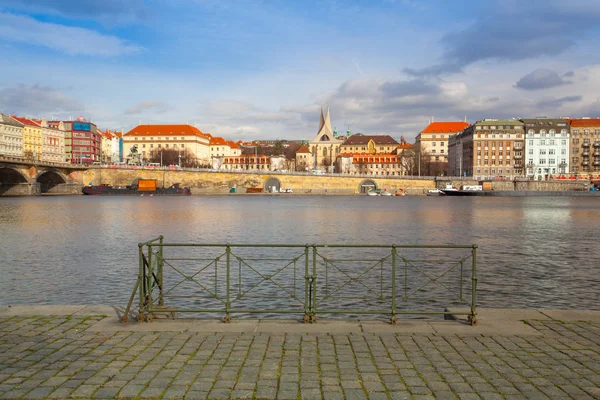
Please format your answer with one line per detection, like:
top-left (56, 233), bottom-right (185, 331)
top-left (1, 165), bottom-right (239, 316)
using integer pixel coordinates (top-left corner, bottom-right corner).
top-left (123, 237), bottom-right (478, 325)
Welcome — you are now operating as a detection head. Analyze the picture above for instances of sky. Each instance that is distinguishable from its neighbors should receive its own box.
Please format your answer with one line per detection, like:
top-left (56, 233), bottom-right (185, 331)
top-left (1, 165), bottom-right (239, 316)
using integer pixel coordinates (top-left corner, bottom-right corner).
top-left (1, 0), bottom-right (600, 142)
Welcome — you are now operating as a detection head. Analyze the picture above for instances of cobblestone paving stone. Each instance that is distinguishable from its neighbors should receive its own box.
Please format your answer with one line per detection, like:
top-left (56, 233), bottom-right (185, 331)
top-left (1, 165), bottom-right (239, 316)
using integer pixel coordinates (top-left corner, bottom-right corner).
top-left (0, 317), bottom-right (599, 399)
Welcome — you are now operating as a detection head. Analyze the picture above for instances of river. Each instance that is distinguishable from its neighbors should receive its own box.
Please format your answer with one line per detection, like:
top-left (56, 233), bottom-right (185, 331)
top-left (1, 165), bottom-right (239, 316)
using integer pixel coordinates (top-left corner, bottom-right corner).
top-left (1, 195), bottom-right (599, 312)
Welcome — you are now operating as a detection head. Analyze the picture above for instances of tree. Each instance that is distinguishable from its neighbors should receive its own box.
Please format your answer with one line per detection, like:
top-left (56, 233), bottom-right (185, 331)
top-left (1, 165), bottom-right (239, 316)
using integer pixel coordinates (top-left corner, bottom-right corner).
top-left (296, 160), bottom-right (307, 172)
top-left (272, 140), bottom-right (285, 156)
top-left (147, 148), bottom-right (199, 168)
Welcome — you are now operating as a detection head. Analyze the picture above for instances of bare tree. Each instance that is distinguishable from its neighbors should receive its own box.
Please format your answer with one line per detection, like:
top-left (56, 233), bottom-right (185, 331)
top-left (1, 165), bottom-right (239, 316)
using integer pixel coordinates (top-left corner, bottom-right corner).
top-left (148, 148), bottom-right (199, 168)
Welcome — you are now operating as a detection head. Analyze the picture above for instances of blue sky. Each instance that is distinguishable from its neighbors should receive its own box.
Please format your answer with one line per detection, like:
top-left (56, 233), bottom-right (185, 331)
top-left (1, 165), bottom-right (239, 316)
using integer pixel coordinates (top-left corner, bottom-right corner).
top-left (1, 0), bottom-right (600, 141)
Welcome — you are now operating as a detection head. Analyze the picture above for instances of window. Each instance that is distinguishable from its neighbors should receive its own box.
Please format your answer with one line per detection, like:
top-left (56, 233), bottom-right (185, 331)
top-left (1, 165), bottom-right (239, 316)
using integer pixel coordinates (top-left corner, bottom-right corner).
top-left (549, 149), bottom-right (555, 155)
top-left (540, 140), bottom-right (545, 145)
top-left (529, 140), bottom-right (533, 145)
top-left (166, 144), bottom-right (169, 148)
top-left (550, 140), bottom-right (555, 145)
top-left (432, 142), bottom-right (436, 146)
top-left (561, 140), bottom-right (567, 146)
top-left (529, 149), bottom-right (533, 154)
top-left (561, 149), bottom-right (566, 155)
top-left (539, 159), bottom-right (546, 165)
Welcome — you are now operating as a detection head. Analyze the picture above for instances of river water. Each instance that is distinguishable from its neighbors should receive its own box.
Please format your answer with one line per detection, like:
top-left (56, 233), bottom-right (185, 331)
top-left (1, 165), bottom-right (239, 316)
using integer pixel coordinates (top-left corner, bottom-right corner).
top-left (1, 195), bottom-right (599, 313)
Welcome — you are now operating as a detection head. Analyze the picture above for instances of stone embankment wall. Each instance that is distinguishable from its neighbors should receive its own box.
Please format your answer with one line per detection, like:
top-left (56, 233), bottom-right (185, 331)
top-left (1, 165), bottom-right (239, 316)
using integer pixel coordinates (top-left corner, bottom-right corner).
top-left (82, 169), bottom-right (435, 195)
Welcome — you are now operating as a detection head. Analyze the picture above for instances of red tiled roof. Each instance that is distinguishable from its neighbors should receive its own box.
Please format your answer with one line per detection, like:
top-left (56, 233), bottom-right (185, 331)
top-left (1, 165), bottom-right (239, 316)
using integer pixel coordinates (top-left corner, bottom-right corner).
top-left (210, 136), bottom-right (228, 146)
top-left (570, 119), bottom-right (600, 127)
top-left (421, 122), bottom-right (469, 133)
top-left (227, 141), bottom-right (239, 149)
top-left (398, 143), bottom-right (413, 149)
top-left (125, 124), bottom-right (208, 137)
top-left (11, 116), bottom-right (40, 127)
top-left (296, 145), bottom-right (310, 153)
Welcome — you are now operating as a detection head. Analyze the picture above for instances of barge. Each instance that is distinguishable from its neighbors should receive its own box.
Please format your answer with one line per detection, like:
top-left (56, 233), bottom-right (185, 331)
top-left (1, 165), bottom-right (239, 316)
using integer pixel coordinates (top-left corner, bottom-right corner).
top-left (82, 179), bottom-right (191, 196)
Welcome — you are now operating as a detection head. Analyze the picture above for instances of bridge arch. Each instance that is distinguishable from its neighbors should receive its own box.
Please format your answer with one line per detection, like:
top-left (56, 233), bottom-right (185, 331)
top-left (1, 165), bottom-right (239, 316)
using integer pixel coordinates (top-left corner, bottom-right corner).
top-left (36, 170), bottom-right (68, 194)
top-left (359, 179), bottom-right (377, 194)
top-left (264, 177), bottom-right (281, 193)
top-left (0, 167), bottom-right (29, 184)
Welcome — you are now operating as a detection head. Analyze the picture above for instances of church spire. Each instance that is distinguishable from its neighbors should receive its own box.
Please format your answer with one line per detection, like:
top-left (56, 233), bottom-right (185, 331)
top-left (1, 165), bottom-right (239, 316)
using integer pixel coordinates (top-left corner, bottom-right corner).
top-left (317, 106), bottom-right (325, 133)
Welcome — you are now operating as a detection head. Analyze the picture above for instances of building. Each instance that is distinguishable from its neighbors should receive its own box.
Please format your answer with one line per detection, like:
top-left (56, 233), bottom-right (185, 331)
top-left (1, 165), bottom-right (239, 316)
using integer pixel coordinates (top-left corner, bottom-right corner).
top-left (0, 113), bottom-right (24, 158)
top-left (448, 119), bottom-right (525, 179)
top-left (11, 116), bottom-right (42, 161)
top-left (569, 119), bottom-right (600, 175)
top-left (49, 117), bottom-right (100, 164)
top-left (36, 118), bottom-right (65, 163)
top-left (307, 106), bottom-right (344, 172)
top-left (336, 133), bottom-right (401, 175)
top-left (415, 121), bottom-right (470, 173)
top-left (521, 118), bottom-right (570, 179)
top-left (295, 144), bottom-right (311, 171)
top-left (123, 124), bottom-right (211, 166)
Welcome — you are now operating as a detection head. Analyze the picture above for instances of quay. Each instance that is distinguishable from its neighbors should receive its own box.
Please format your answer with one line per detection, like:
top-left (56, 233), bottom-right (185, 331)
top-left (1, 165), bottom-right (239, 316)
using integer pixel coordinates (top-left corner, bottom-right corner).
top-left (1, 306), bottom-right (599, 399)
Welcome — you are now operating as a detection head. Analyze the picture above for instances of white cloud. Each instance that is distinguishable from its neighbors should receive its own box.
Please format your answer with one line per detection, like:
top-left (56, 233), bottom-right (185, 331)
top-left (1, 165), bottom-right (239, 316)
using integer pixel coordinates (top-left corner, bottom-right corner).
top-left (0, 84), bottom-right (84, 116)
top-left (0, 12), bottom-right (142, 56)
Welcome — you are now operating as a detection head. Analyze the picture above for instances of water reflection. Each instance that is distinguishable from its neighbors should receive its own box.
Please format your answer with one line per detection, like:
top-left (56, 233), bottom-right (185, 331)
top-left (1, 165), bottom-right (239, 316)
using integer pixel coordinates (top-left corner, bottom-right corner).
top-left (0, 195), bottom-right (599, 311)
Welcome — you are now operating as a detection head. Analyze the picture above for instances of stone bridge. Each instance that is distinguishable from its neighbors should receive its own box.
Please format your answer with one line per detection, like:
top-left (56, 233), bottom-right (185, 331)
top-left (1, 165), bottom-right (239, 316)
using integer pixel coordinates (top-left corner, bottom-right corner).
top-left (0, 158), bottom-right (86, 196)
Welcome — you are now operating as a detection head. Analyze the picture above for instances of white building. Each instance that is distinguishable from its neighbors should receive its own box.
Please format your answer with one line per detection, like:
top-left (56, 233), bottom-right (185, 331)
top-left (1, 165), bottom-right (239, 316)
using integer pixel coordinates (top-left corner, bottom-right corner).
top-left (0, 113), bottom-right (24, 158)
top-left (522, 118), bottom-right (570, 179)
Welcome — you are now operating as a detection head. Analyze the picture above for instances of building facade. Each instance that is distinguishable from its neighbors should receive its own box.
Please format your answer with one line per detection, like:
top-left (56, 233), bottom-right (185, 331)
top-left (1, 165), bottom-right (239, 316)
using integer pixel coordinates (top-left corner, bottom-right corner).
top-left (11, 116), bottom-right (42, 161)
top-left (123, 124), bottom-right (211, 166)
top-left (448, 119), bottom-right (525, 179)
top-left (521, 118), bottom-right (570, 179)
top-left (336, 133), bottom-right (401, 175)
top-left (0, 114), bottom-right (24, 158)
top-left (49, 117), bottom-right (100, 164)
top-left (569, 119), bottom-right (600, 175)
top-left (37, 118), bottom-right (65, 163)
top-left (415, 121), bottom-right (470, 171)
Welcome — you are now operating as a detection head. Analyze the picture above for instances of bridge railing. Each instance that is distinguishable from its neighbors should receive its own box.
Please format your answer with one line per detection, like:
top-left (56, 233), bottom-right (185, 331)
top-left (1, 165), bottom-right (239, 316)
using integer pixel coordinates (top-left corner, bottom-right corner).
top-left (124, 238), bottom-right (478, 325)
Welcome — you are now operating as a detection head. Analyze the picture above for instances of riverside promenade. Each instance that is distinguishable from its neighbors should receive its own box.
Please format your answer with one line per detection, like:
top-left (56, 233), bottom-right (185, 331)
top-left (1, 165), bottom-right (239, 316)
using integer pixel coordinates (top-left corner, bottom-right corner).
top-left (1, 306), bottom-right (599, 399)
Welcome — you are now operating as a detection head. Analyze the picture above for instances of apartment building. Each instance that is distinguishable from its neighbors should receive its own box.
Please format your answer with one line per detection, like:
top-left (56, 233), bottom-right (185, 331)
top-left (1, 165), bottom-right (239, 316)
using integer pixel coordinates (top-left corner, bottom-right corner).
top-left (448, 119), bottom-right (525, 178)
top-left (569, 119), bottom-right (600, 174)
top-left (521, 118), bottom-right (570, 178)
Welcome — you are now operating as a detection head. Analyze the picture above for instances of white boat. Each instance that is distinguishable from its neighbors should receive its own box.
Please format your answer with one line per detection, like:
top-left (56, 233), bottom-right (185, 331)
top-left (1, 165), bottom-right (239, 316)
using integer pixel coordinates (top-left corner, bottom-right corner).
top-left (367, 190), bottom-right (379, 196)
top-left (428, 184), bottom-right (458, 196)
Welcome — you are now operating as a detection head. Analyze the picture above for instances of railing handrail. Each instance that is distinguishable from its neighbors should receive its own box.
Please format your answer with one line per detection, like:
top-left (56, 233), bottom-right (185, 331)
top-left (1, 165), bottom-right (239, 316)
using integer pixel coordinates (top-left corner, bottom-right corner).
top-left (151, 243), bottom-right (477, 249)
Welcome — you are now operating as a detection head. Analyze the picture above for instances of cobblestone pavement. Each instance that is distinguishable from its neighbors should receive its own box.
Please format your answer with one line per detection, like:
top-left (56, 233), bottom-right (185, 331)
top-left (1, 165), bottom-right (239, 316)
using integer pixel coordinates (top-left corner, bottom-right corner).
top-left (0, 315), bottom-right (599, 399)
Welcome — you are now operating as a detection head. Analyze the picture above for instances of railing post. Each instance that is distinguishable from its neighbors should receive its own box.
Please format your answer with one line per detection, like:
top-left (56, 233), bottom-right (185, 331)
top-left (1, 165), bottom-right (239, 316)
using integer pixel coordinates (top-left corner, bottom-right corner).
top-left (304, 245), bottom-right (310, 323)
top-left (470, 245), bottom-right (478, 326)
top-left (391, 246), bottom-right (397, 325)
top-left (158, 236), bottom-right (164, 306)
top-left (138, 243), bottom-right (144, 322)
top-left (147, 245), bottom-right (154, 321)
top-left (311, 245), bottom-right (317, 323)
top-left (224, 245), bottom-right (231, 323)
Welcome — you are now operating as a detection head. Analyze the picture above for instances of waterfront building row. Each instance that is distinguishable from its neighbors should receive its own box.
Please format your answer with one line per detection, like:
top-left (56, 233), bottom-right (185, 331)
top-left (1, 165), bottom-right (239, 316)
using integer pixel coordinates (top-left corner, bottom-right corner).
top-left (446, 117), bottom-right (600, 179)
top-left (0, 112), bottom-right (123, 164)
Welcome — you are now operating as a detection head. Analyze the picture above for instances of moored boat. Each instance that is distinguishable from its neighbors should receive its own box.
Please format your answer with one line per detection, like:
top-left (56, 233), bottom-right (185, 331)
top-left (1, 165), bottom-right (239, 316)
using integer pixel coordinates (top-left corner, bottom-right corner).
top-left (82, 179), bottom-right (191, 196)
top-left (441, 185), bottom-right (483, 196)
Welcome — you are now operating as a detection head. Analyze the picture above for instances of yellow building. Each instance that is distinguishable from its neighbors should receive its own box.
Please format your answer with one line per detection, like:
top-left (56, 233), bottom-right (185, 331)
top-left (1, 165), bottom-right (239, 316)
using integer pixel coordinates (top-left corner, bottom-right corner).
top-left (11, 116), bottom-right (42, 161)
